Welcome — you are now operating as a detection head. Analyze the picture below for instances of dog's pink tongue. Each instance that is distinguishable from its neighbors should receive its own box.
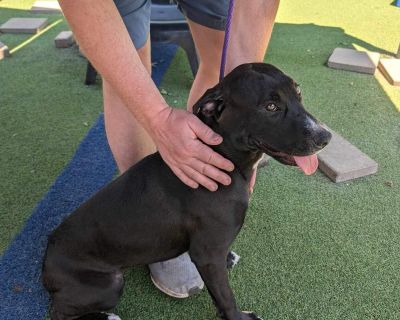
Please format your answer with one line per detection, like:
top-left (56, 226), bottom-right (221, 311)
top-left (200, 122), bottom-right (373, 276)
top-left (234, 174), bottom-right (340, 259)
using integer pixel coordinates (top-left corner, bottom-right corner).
top-left (293, 154), bottom-right (318, 175)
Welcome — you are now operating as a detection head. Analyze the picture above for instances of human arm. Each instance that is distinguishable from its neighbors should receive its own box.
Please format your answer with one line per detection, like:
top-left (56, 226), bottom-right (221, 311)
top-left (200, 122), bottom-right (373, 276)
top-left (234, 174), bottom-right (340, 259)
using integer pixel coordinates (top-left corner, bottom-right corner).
top-left (58, 0), bottom-right (234, 191)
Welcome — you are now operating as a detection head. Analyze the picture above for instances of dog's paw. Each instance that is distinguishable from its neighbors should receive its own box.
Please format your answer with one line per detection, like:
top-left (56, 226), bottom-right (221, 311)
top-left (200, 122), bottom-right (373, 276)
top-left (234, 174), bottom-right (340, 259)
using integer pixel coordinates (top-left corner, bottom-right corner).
top-left (227, 251), bottom-right (240, 269)
top-left (241, 311), bottom-right (263, 320)
top-left (105, 313), bottom-right (121, 320)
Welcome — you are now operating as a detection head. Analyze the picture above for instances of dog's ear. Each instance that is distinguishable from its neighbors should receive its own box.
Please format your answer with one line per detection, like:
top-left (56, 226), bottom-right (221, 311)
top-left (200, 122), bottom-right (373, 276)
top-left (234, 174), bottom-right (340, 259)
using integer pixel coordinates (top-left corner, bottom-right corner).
top-left (192, 85), bottom-right (224, 123)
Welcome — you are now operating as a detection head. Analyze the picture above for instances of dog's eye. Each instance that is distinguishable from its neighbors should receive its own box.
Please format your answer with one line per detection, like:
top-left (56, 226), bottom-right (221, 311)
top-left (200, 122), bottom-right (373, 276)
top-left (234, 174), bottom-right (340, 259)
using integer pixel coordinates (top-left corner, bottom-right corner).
top-left (265, 103), bottom-right (279, 112)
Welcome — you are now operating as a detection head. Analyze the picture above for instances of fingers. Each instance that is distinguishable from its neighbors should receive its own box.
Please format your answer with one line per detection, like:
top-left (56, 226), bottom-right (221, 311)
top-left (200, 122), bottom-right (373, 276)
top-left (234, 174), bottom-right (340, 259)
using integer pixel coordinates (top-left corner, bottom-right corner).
top-left (169, 160), bottom-right (229, 192)
top-left (190, 159), bottom-right (232, 187)
top-left (153, 109), bottom-right (235, 191)
top-left (197, 143), bottom-right (234, 172)
top-left (182, 165), bottom-right (219, 192)
top-left (188, 116), bottom-right (222, 146)
top-left (172, 166), bottom-right (199, 189)
top-left (188, 117), bottom-right (234, 171)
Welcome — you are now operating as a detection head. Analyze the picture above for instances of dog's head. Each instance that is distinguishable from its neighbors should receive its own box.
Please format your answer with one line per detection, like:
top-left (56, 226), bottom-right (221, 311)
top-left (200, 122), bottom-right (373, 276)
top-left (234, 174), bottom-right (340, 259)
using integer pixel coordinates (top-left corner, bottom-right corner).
top-left (193, 63), bottom-right (332, 175)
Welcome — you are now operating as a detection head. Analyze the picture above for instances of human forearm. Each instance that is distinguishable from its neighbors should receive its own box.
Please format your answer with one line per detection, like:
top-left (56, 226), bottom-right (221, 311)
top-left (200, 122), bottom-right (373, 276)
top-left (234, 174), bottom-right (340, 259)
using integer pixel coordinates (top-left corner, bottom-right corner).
top-left (59, 0), bottom-right (169, 133)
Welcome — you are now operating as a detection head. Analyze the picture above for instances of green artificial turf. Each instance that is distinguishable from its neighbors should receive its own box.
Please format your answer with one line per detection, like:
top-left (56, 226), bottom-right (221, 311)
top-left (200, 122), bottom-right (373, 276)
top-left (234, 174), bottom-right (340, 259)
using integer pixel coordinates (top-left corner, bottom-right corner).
top-left (1, 0), bottom-right (400, 319)
top-left (0, 0), bottom-right (104, 253)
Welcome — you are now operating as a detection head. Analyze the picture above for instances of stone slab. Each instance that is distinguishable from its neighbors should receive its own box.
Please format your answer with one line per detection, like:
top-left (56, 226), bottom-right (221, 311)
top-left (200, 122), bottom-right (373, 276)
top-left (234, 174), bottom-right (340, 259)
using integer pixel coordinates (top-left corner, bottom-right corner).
top-left (55, 31), bottom-right (75, 48)
top-left (31, 1), bottom-right (62, 13)
top-left (0, 18), bottom-right (48, 34)
top-left (318, 126), bottom-right (378, 183)
top-left (378, 58), bottom-right (400, 86)
top-left (327, 48), bottom-right (380, 75)
top-left (0, 41), bottom-right (10, 60)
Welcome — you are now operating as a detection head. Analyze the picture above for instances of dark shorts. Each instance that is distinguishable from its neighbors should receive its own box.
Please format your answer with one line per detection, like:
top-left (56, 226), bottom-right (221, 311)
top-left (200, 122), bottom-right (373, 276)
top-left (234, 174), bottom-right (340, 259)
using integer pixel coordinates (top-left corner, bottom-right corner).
top-left (114, 0), bottom-right (229, 49)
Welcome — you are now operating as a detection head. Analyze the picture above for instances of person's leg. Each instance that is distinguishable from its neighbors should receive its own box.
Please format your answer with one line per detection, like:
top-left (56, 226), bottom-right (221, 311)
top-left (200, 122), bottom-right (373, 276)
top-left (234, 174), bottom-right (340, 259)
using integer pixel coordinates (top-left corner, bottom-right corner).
top-left (186, 0), bottom-right (280, 111)
top-left (104, 34), bottom-right (205, 298)
top-left (225, 0), bottom-right (280, 73)
top-left (185, 0), bottom-right (279, 181)
top-left (151, 0), bottom-right (280, 299)
top-left (186, 22), bottom-right (224, 110)
top-left (103, 37), bottom-right (154, 173)
top-left (105, 0), bottom-right (280, 300)
top-left (106, 0), bottom-right (205, 298)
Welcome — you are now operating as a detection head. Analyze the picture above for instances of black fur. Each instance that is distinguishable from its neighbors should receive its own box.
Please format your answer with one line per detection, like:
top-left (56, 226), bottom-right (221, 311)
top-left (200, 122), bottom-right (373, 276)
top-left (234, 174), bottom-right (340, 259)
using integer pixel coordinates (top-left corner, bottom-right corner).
top-left (42, 63), bottom-right (331, 320)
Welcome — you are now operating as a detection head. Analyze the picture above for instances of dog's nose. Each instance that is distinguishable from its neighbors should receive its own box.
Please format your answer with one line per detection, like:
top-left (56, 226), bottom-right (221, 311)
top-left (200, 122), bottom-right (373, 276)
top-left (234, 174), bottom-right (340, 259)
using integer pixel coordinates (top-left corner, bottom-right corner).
top-left (313, 127), bottom-right (332, 149)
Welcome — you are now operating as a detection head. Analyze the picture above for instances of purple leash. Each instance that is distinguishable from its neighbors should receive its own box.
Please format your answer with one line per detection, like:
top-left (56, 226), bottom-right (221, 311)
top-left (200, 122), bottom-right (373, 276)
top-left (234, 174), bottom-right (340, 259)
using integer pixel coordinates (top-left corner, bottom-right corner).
top-left (219, 0), bottom-right (236, 82)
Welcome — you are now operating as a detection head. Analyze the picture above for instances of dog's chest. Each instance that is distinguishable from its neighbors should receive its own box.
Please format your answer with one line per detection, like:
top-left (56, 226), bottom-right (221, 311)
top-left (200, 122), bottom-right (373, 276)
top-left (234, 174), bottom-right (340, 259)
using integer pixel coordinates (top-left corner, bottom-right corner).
top-left (208, 177), bottom-right (250, 225)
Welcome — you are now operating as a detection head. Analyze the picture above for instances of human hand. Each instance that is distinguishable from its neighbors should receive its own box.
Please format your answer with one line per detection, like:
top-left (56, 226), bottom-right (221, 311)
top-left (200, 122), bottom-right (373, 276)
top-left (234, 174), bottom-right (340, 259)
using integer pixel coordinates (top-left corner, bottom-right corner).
top-left (149, 108), bottom-right (234, 191)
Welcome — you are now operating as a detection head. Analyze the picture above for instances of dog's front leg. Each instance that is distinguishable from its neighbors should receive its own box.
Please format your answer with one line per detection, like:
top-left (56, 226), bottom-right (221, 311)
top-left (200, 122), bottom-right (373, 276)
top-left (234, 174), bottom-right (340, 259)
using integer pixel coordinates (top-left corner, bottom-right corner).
top-left (190, 247), bottom-right (261, 320)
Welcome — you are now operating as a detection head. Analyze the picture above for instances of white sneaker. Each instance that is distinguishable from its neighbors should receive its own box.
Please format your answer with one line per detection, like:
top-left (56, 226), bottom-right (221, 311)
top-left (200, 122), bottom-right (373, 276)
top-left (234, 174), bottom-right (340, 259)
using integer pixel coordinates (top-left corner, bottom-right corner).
top-left (149, 252), bottom-right (204, 298)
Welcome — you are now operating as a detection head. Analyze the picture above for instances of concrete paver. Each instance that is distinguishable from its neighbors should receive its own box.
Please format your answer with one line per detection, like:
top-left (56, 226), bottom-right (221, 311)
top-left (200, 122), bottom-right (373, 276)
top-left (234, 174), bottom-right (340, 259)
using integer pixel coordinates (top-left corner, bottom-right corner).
top-left (31, 1), bottom-right (62, 13)
top-left (378, 58), bottom-right (400, 86)
top-left (318, 126), bottom-right (378, 183)
top-left (327, 48), bottom-right (380, 75)
top-left (0, 41), bottom-right (10, 60)
top-left (55, 31), bottom-right (75, 48)
top-left (0, 18), bottom-right (48, 34)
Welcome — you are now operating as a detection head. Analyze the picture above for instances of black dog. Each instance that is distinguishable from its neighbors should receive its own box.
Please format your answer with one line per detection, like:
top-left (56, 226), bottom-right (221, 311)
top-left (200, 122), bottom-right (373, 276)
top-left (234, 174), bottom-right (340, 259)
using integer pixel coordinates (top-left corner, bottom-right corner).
top-left (42, 63), bottom-right (331, 320)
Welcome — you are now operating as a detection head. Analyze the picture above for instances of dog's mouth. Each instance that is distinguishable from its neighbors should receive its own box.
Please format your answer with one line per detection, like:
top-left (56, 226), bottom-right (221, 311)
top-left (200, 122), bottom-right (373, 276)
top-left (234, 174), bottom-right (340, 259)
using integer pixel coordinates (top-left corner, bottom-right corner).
top-left (256, 141), bottom-right (319, 175)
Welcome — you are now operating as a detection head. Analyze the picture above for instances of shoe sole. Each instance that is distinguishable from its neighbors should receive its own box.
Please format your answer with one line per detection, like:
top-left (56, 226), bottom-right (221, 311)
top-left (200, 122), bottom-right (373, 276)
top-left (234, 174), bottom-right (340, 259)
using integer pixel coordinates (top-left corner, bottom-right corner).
top-left (150, 273), bottom-right (204, 299)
